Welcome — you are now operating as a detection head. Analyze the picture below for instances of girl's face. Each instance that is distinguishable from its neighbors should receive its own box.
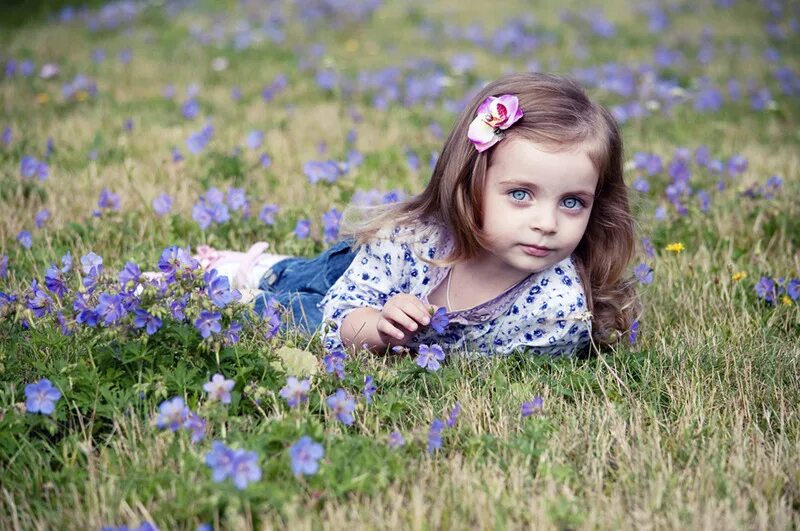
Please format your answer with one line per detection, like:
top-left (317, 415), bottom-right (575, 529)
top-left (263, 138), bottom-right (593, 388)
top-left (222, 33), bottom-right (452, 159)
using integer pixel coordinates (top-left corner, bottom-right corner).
top-left (477, 138), bottom-right (598, 281)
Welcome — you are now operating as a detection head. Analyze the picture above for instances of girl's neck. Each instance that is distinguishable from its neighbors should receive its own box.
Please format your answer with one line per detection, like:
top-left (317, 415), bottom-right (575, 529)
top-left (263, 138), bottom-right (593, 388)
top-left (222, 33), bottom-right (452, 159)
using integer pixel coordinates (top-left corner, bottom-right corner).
top-left (442, 253), bottom-right (532, 312)
top-left (457, 252), bottom-right (532, 292)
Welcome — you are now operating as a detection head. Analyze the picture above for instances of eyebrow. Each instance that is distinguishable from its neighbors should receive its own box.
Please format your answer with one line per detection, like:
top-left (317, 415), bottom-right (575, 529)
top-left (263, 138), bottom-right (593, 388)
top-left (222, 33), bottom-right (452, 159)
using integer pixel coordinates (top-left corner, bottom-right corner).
top-left (498, 179), bottom-right (596, 199)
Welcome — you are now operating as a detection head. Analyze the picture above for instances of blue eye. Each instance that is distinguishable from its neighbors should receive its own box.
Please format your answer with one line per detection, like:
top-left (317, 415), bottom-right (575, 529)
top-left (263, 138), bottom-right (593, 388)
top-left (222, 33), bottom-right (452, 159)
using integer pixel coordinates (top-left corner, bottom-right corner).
top-left (562, 197), bottom-right (583, 209)
top-left (509, 190), bottom-right (529, 202)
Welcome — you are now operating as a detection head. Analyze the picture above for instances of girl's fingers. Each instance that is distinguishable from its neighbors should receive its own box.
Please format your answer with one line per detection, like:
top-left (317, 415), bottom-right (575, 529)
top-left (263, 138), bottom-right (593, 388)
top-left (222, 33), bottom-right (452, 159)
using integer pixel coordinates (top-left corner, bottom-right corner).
top-left (376, 317), bottom-right (405, 340)
top-left (405, 302), bottom-right (431, 325)
top-left (382, 305), bottom-right (419, 332)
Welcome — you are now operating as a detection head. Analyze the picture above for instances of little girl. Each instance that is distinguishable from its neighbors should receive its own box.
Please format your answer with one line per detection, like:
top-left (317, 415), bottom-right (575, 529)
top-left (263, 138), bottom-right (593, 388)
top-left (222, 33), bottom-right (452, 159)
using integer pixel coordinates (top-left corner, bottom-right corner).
top-left (198, 72), bottom-right (639, 356)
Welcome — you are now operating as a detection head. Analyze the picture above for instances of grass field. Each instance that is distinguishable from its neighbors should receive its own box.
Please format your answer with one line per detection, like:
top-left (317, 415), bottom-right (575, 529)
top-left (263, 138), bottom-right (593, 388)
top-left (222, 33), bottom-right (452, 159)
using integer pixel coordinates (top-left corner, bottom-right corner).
top-left (1, 0), bottom-right (799, 529)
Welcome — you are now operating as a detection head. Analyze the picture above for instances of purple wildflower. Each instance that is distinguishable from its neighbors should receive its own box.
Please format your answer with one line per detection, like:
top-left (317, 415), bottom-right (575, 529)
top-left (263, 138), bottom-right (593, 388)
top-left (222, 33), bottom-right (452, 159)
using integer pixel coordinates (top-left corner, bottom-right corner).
top-left (34, 209), bottom-right (50, 229)
top-left (152, 193), bottom-right (172, 216)
top-left (633, 263), bottom-right (653, 285)
top-left (183, 412), bottom-right (206, 443)
top-left (322, 208), bottom-right (342, 243)
top-left (156, 397), bottom-right (189, 431)
top-left (387, 431), bottom-right (405, 449)
top-left (427, 418), bottom-right (445, 453)
top-left (326, 389), bottom-right (356, 426)
top-left (205, 269), bottom-right (233, 308)
top-left (223, 320), bottom-right (242, 346)
top-left (430, 306), bottom-right (449, 332)
top-left (27, 280), bottom-right (53, 317)
top-left (96, 292), bottom-right (125, 325)
top-left (97, 188), bottom-right (121, 211)
top-left (259, 204), bottom-right (279, 225)
top-left (521, 396), bottom-right (544, 417)
top-left (0, 254), bottom-right (8, 279)
top-left (230, 449), bottom-right (262, 490)
top-left (203, 373), bottom-right (235, 404)
top-left (323, 350), bottom-right (346, 379)
top-left (279, 376), bottom-right (311, 408)
top-left (44, 264), bottom-right (69, 297)
top-left (80, 252), bottom-right (103, 276)
top-left (206, 441), bottom-right (236, 482)
top-left (294, 219), bottom-right (310, 239)
top-left (133, 309), bottom-right (162, 335)
top-left (289, 436), bottom-right (324, 476)
top-left (245, 130), bottom-right (264, 150)
top-left (24, 378), bottom-right (61, 415)
top-left (119, 261), bottom-right (141, 288)
top-left (446, 403), bottom-right (461, 427)
top-left (416, 344), bottom-right (445, 372)
top-left (194, 310), bottom-right (222, 339)
top-left (362, 375), bottom-right (377, 404)
top-left (754, 277), bottom-right (777, 304)
top-left (629, 319), bottom-right (640, 345)
top-left (17, 230), bottom-right (32, 249)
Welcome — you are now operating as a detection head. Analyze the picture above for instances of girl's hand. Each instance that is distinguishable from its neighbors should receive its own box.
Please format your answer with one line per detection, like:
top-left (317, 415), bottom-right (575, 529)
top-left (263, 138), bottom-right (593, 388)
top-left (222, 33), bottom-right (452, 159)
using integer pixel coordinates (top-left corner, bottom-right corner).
top-left (377, 293), bottom-right (434, 343)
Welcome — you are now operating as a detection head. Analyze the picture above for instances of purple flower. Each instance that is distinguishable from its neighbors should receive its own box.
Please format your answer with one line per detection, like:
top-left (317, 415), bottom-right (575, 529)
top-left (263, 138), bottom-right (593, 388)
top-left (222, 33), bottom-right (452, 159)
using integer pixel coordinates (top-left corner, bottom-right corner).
top-left (387, 431), bottom-right (405, 449)
top-left (259, 153), bottom-right (272, 168)
top-left (17, 230), bottom-right (32, 249)
top-left (26, 281), bottom-right (53, 318)
top-left (2, 126), bottom-right (11, 146)
top-left (97, 188), bottom-right (121, 211)
top-left (134, 309), bottom-right (162, 335)
top-left (73, 293), bottom-right (98, 326)
top-left (230, 449), bottom-right (262, 490)
top-left (326, 389), bottom-right (356, 426)
top-left (304, 160), bottom-right (341, 184)
top-left (633, 263), bottom-right (653, 285)
top-left (427, 418), bottom-right (445, 453)
top-left (171, 147), bottom-right (184, 163)
top-left (205, 269), bottom-right (233, 308)
top-left (279, 376), bottom-right (311, 407)
top-left (183, 412), bottom-right (206, 443)
top-left (44, 264), bottom-right (69, 297)
top-left (206, 441), bottom-right (236, 482)
top-left (80, 252), bottom-right (103, 276)
top-left (727, 154), bottom-right (747, 176)
top-left (34, 208), bottom-right (50, 229)
top-left (754, 277), bottom-right (777, 304)
top-left (521, 396), bottom-right (544, 417)
top-left (60, 251), bottom-right (72, 273)
top-left (158, 245), bottom-right (198, 282)
top-left (259, 299), bottom-right (281, 339)
top-left (259, 204), bottom-right (279, 225)
top-left (245, 130), bottom-right (264, 150)
top-left (119, 261), bottom-right (141, 288)
top-left (194, 310), bottom-right (222, 339)
top-left (157, 397), bottom-right (189, 431)
top-left (294, 219), bottom-right (311, 239)
top-left (152, 193), bottom-right (172, 216)
top-left (24, 378), bottom-right (61, 415)
top-left (322, 208), bottom-right (342, 244)
top-left (446, 403), bottom-right (461, 427)
top-left (362, 375), bottom-right (377, 404)
top-left (430, 306), bottom-right (449, 332)
top-left (203, 373), bottom-right (235, 404)
top-left (323, 350), bottom-right (346, 379)
top-left (416, 344), bottom-right (445, 372)
top-left (629, 319), bottom-right (640, 345)
top-left (181, 98), bottom-right (199, 119)
top-left (226, 187), bottom-right (248, 213)
top-left (187, 123), bottom-right (214, 154)
top-left (632, 176), bottom-right (650, 193)
top-left (785, 279), bottom-right (799, 301)
top-left (96, 292), bottom-right (125, 325)
top-left (20, 156), bottom-right (48, 180)
top-left (289, 436), bottom-right (324, 476)
top-left (0, 254), bottom-right (8, 279)
top-left (223, 320), bottom-right (242, 346)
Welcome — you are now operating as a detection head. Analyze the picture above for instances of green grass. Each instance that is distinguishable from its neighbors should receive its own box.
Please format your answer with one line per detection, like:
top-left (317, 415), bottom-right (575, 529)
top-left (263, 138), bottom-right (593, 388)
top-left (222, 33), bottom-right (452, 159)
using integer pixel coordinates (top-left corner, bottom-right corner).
top-left (1, 0), bottom-right (799, 529)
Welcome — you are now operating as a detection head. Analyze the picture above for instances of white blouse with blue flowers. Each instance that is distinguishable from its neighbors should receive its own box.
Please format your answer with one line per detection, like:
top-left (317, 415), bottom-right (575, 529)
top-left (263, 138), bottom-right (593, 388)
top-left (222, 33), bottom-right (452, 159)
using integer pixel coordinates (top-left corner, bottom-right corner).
top-left (318, 222), bottom-right (592, 356)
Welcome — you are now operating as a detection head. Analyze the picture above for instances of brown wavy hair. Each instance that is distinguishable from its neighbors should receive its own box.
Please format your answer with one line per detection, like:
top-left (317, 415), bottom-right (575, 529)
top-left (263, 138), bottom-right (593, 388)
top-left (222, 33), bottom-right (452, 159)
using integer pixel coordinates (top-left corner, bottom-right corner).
top-left (344, 72), bottom-right (640, 348)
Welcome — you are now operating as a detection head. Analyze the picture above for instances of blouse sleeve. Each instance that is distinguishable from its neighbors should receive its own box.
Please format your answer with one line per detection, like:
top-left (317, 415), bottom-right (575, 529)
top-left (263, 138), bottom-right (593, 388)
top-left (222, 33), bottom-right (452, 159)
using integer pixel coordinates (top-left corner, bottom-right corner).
top-left (318, 235), bottom-right (410, 352)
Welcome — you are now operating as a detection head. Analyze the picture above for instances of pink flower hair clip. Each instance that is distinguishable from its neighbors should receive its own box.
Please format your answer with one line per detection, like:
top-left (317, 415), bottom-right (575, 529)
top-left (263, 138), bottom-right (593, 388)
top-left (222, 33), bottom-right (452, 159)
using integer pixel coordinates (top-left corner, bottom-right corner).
top-left (467, 94), bottom-right (524, 153)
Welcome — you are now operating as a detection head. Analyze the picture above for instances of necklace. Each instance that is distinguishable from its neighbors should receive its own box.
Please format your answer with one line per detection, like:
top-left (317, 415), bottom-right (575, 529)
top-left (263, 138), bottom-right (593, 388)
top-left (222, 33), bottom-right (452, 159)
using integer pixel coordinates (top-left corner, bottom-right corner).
top-left (446, 265), bottom-right (455, 311)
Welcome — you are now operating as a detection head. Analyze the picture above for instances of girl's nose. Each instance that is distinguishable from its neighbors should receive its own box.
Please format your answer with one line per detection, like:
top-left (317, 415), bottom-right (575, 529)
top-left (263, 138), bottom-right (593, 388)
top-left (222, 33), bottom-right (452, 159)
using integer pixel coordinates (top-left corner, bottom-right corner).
top-left (530, 206), bottom-right (558, 234)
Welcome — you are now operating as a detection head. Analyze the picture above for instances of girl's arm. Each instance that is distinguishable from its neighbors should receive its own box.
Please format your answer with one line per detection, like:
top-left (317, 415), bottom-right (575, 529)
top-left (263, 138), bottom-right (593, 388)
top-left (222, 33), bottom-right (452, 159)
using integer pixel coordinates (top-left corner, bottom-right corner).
top-left (340, 294), bottom-right (432, 353)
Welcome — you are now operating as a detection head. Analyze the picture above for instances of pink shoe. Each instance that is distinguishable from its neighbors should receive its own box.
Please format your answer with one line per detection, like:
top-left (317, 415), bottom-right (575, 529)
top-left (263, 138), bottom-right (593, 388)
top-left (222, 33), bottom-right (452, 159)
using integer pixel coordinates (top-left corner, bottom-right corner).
top-left (193, 242), bottom-right (289, 289)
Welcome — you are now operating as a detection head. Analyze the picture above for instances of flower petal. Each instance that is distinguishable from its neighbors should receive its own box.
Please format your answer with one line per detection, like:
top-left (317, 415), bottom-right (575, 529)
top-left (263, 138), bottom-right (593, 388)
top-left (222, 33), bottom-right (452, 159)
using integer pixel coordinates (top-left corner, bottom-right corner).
top-left (467, 117), bottom-right (496, 144)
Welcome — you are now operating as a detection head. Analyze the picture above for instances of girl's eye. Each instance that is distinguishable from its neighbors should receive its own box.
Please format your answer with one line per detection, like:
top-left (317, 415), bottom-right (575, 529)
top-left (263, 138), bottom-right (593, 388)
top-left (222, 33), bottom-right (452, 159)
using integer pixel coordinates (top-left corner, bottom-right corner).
top-left (562, 197), bottom-right (583, 209)
top-left (509, 190), bottom-right (529, 202)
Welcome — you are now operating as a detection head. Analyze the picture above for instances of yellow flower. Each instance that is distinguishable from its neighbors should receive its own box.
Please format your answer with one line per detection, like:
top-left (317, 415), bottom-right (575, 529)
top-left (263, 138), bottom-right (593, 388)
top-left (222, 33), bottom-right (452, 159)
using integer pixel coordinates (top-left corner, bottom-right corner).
top-left (74, 90), bottom-right (89, 102)
top-left (665, 242), bottom-right (685, 253)
top-left (782, 295), bottom-right (793, 306)
top-left (35, 92), bottom-right (49, 104)
top-left (731, 271), bottom-right (747, 282)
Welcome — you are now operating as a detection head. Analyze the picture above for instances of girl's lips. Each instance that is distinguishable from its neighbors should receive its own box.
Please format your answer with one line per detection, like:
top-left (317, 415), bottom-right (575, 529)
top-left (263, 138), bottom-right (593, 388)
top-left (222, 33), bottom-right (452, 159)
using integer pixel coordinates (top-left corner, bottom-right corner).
top-left (520, 244), bottom-right (553, 257)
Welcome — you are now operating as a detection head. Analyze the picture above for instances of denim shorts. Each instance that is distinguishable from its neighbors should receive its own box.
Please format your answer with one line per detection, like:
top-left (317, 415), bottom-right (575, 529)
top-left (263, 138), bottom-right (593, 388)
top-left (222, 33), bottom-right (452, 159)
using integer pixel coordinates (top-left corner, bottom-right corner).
top-left (252, 239), bottom-right (357, 334)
